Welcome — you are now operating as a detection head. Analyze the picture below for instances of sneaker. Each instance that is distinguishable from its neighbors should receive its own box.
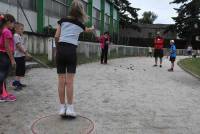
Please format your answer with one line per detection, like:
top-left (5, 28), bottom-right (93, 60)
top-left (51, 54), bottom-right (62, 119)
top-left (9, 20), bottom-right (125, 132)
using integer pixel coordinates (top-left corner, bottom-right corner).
top-left (12, 81), bottom-right (20, 87)
top-left (153, 64), bottom-right (157, 67)
top-left (19, 83), bottom-right (27, 87)
top-left (0, 96), bottom-right (6, 102)
top-left (4, 94), bottom-right (16, 102)
top-left (14, 86), bottom-right (23, 91)
top-left (66, 105), bottom-right (76, 117)
top-left (59, 105), bottom-right (66, 116)
top-left (160, 65), bottom-right (162, 68)
top-left (168, 68), bottom-right (173, 72)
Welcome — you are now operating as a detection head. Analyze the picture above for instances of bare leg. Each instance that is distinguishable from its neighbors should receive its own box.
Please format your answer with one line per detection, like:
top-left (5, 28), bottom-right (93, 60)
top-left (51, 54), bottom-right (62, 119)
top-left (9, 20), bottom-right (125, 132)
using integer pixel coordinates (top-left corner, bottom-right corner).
top-left (171, 62), bottom-right (174, 69)
top-left (160, 58), bottom-right (163, 66)
top-left (155, 57), bottom-right (158, 65)
top-left (66, 73), bottom-right (75, 105)
top-left (58, 74), bottom-right (66, 104)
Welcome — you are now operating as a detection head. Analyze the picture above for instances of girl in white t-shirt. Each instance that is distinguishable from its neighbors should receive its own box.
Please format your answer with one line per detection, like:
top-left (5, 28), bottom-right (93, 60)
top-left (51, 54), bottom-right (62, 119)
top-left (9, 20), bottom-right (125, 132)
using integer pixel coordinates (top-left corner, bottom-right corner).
top-left (55, 0), bottom-right (94, 117)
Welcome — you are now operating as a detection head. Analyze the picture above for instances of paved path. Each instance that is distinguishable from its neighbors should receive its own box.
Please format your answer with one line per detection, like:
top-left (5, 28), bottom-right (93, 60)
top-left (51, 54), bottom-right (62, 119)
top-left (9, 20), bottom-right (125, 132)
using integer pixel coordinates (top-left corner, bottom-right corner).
top-left (0, 57), bottom-right (200, 134)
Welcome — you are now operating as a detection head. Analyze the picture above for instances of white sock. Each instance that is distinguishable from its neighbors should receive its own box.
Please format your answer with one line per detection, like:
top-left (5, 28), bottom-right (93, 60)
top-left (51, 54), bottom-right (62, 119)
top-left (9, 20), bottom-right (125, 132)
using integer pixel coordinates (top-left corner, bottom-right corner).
top-left (60, 104), bottom-right (65, 108)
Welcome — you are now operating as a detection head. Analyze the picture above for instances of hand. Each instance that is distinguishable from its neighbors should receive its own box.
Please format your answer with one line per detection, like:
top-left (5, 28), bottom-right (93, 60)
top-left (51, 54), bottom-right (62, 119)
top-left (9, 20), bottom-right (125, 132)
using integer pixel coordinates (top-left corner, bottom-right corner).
top-left (26, 53), bottom-right (32, 58)
top-left (11, 60), bottom-right (16, 68)
top-left (26, 53), bottom-right (32, 60)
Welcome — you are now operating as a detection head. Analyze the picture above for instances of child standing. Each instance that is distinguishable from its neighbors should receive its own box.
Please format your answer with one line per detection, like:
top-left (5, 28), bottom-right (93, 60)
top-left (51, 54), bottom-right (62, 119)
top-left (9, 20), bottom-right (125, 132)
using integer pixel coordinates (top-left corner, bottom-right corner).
top-left (12, 22), bottom-right (31, 91)
top-left (153, 32), bottom-right (164, 67)
top-left (0, 14), bottom-right (16, 102)
top-left (54, 0), bottom-right (94, 117)
top-left (168, 40), bottom-right (176, 72)
top-left (148, 46), bottom-right (152, 57)
top-left (100, 32), bottom-right (110, 64)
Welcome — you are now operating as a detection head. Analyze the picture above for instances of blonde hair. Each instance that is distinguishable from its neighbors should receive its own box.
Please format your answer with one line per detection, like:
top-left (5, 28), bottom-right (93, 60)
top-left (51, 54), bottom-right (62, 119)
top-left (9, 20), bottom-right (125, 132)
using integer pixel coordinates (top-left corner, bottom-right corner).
top-left (15, 22), bottom-right (24, 28)
top-left (69, 0), bottom-right (88, 23)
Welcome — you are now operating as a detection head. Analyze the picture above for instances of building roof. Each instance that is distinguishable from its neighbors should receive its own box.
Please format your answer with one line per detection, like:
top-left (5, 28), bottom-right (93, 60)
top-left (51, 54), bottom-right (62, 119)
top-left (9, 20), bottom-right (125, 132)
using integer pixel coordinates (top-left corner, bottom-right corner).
top-left (137, 23), bottom-right (171, 29)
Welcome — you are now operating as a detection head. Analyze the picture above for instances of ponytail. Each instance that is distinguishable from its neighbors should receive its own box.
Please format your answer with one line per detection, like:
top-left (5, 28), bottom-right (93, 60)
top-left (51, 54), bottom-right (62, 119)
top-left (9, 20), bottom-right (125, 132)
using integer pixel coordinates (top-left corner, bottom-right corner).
top-left (0, 14), bottom-right (5, 28)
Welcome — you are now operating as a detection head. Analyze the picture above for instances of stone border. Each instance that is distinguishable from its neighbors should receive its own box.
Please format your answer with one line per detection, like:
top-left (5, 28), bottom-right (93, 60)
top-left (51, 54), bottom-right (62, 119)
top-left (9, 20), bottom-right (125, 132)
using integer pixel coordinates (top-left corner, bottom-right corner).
top-left (177, 60), bottom-right (200, 80)
top-left (31, 114), bottom-right (95, 134)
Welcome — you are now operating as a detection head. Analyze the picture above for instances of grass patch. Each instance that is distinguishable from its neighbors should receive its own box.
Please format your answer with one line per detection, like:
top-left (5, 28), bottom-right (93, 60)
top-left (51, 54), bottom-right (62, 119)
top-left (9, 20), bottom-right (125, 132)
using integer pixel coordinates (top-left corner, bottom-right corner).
top-left (31, 53), bottom-right (99, 67)
top-left (31, 54), bottom-right (54, 67)
top-left (178, 58), bottom-right (200, 77)
top-left (77, 53), bottom-right (99, 65)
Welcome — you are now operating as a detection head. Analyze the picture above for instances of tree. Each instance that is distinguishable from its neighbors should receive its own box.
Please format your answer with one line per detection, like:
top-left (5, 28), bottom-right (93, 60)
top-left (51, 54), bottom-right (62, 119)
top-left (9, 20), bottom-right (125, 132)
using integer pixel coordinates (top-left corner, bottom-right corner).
top-left (113, 0), bottom-right (140, 30)
top-left (139, 11), bottom-right (158, 24)
top-left (170, 0), bottom-right (200, 43)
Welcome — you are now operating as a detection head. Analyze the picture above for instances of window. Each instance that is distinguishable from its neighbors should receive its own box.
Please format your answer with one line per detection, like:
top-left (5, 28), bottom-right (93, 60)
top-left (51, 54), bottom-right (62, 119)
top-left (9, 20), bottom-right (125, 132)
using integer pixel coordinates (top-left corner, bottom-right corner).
top-left (104, 14), bottom-right (110, 31)
top-left (92, 8), bottom-right (101, 30)
top-left (80, 0), bottom-right (88, 13)
top-left (45, 0), bottom-right (69, 18)
top-left (0, 0), bottom-right (36, 11)
top-left (60, 4), bottom-right (68, 17)
top-left (113, 20), bottom-right (118, 33)
top-left (45, 0), bottom-right (53, 16)
top-left (21, 0), bottom-right (36, 11)
top-left (0, 0), bottom-right (9, 4)
top-left (52, 1), bottom-right (60, 17)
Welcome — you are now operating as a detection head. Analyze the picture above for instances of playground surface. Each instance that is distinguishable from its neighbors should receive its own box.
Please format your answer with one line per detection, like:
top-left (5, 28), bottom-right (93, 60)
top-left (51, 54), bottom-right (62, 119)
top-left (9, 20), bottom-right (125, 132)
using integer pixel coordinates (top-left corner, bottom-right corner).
top-left (0, 57), bottom-right (200, 134)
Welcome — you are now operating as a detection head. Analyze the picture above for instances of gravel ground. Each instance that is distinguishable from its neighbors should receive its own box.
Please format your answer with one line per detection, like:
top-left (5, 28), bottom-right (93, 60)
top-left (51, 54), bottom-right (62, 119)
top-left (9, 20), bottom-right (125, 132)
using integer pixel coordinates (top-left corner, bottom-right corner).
top-left (0, 56), bottom-right (200, 134)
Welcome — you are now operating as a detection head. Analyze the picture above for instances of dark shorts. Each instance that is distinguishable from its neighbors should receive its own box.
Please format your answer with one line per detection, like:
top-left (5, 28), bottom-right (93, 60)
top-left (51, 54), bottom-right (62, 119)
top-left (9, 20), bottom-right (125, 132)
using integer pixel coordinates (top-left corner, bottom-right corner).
top-left (56, 42), bottom-right (77, 74)
top-left (0, 52), bottom-right (11, 82)
top-left (15, 56), bottom-right (26, 77)
top-left (187, 51), bottom-right (192, 55)
top-left (170, 57), bottom-right (176, 62)
top-left (154, 49), bottom-right (163, 58)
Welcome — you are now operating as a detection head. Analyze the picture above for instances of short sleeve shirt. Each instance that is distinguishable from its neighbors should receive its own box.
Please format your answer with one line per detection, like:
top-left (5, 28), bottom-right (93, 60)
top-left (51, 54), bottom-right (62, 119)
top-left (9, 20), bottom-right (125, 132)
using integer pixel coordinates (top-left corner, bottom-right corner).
top-left (14, 33), bottom-right (26, 57)
top-left (170, 44), bottom-right (176, 58)
top-left (154, 36), bottom-right (164, 50)
top-left (58, 17), bottom-right (85, 46)
top-left (0, 28), bottom-right (14, 53)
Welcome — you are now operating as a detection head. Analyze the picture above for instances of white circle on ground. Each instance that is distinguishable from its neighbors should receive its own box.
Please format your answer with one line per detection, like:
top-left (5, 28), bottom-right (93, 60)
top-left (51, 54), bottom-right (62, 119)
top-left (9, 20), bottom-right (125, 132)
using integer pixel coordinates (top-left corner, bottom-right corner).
top-left (31, 114), bottom-right (95, 134)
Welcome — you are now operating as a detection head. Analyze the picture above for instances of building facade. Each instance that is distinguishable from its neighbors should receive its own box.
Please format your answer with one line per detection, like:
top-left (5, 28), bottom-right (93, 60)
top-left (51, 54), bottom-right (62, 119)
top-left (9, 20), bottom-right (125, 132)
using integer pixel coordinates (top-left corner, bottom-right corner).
top-left (0, 0), bottom-right (119, 36)
top-left (120, 24), bottom-right (177, 39)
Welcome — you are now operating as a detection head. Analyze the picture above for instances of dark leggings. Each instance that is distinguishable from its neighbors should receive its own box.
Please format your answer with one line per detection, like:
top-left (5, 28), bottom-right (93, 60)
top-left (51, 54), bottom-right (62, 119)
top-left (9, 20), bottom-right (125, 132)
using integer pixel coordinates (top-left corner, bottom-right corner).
top-left (0, 53), bottom-right (10, 95)
top-left (101, 45), bottom-right (108, 63)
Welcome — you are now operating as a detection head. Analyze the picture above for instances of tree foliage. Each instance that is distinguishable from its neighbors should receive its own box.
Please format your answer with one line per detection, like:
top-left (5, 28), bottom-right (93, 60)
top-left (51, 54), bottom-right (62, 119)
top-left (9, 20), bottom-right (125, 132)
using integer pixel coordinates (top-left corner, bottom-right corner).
top-left (113, 0), bottom-right (140, 30)
top-left (139, 11), bottom-right (158, 24)
top-left (170, 0), bottom-right (200, 42)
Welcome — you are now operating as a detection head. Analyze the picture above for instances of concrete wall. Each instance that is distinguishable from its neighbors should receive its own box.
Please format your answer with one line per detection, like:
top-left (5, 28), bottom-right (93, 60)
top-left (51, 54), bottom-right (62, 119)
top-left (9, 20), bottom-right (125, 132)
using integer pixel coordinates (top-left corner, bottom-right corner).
top-left (23, 34), bottom-right (186, 61)
top-left (23, 33), bottom-right (49, 55)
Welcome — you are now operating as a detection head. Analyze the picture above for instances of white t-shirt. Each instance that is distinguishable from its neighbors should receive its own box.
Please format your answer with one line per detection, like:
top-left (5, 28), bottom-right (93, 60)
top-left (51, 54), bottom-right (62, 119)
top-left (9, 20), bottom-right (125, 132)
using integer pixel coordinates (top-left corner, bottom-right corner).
top-left (14, 33), bottom-right (26, 57)
top-left (58, 17), bottom-right (85, 46)
top-left (187, 46), bottom-right (192, 52)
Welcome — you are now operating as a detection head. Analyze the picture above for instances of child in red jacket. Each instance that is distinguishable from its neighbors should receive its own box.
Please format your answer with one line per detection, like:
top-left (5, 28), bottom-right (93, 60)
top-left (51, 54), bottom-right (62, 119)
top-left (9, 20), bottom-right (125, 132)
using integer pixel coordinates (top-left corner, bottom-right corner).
top-left (99, 32), bottom-right (110, 64)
